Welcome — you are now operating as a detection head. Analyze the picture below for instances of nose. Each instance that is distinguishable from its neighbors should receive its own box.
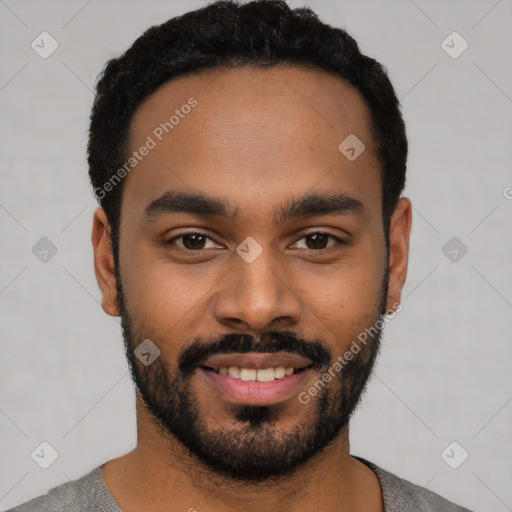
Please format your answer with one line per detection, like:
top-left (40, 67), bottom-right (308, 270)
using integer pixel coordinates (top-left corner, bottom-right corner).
top-left (213, 246), bottom-right (302, 332)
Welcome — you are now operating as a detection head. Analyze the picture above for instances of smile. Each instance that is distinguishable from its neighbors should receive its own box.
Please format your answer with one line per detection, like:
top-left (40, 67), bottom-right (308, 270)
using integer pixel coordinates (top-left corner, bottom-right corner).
top-left (197, 352), bottom-right (314, 405)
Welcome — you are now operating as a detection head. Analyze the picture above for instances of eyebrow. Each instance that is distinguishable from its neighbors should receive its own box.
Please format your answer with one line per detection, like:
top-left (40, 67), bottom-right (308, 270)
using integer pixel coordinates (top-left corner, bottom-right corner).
top-left (143, 189), bottom-right (364, 225)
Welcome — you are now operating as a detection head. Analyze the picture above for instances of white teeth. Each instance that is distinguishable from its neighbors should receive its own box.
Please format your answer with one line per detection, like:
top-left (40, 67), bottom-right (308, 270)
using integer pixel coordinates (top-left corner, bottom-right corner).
top-left (256, 368), bottom-right (275, 382)
top-left (227, 366), bottom-right (241, 378)
top-left (240, 368), bottom-right (257, 381)
top-left (274, 366), bottom-right (286, 379)
top-left (217, 366), bottom-right (296, 381)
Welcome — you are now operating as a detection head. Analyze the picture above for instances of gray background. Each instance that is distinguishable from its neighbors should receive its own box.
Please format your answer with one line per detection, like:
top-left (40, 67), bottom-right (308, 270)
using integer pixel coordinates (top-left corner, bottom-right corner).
top-left (1, 0), bottom-right (511, 510)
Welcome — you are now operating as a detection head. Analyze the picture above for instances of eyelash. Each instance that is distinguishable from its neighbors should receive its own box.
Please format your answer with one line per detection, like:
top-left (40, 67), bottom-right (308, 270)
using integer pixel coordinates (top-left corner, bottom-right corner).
top-left (165, 231), bottom-right (345, 253)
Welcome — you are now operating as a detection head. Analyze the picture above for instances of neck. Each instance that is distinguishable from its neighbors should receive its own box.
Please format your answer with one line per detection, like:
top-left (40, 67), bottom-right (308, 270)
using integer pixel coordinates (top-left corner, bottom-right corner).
top-left (102, 397), bottom-right (384, 512)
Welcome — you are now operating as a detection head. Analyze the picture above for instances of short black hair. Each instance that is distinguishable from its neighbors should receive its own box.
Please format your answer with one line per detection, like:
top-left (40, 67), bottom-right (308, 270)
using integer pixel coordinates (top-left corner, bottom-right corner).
top-left (88, 0), bottom-right (407, 265)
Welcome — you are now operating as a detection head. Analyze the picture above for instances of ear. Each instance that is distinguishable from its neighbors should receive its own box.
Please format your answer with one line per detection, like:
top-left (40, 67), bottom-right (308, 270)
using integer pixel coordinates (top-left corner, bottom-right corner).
top-left (386, 197), bottom-right (412, 312)
top-left (91, 207), bottom-right (120, 316)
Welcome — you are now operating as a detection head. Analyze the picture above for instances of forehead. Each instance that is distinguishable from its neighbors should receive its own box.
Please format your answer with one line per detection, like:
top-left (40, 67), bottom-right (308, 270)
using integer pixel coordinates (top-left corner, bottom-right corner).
top-left (122, 64), bottom-right (381, 225)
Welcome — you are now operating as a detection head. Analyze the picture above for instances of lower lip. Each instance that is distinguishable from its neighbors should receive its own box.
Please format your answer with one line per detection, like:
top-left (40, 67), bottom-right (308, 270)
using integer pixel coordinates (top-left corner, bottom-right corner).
top-left (198, 367), bottom-right (312, 406)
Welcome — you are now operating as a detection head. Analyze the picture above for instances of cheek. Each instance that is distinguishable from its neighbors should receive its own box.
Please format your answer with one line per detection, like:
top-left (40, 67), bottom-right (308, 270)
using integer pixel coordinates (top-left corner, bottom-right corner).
top-left (119, 240), bottom-right (218, 339)
top-left (295, 243), bottom-right (385, 349)
top-left (306, 244), bottom-right (383, 302)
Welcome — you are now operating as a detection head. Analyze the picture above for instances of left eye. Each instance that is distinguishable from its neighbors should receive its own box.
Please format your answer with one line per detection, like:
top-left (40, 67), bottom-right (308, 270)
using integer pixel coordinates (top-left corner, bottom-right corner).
top-left (291, 232), bottom-right (341, 250)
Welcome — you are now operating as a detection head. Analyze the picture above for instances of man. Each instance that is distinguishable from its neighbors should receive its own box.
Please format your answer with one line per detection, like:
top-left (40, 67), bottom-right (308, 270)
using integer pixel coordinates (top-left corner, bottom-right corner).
top-left (9, 1), bottom-right (474, 511)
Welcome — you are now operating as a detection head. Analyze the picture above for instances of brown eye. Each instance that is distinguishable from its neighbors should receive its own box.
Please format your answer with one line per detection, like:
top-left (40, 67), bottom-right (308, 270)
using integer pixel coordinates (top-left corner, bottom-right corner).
top-left (181, 233), bottom-right (207, 250)
top-left (292, 232), bottom-right (343, 250)
top-left (305, 233), bottom-right (330, 249)
top-left (167, 232), bottom-right (218, 251)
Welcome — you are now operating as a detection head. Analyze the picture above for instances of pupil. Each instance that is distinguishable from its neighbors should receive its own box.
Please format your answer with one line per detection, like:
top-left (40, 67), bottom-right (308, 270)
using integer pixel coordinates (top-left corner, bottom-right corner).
top-left (184, 234), bottom-right (205, 250)
top-left (307, 233), bottom-right (327, 249)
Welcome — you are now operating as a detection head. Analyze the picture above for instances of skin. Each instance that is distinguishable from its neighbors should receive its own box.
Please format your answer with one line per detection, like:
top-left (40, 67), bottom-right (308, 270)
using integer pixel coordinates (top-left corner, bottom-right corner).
top-left (92, 65), bottom-right (412, 512)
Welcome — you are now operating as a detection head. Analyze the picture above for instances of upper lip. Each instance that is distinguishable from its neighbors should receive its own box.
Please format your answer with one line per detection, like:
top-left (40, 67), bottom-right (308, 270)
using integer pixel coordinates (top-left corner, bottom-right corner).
top-left (200, 352), bottom-right (313, 371)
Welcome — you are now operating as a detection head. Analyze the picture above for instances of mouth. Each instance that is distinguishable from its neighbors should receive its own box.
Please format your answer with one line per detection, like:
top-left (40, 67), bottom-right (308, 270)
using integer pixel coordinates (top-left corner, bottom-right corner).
top-left (197, 352), bottom-right (315, 405)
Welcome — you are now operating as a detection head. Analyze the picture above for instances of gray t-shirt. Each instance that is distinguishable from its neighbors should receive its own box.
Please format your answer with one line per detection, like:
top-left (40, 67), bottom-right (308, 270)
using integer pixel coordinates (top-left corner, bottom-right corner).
top-left (7, 456), bottom-right (474, 511)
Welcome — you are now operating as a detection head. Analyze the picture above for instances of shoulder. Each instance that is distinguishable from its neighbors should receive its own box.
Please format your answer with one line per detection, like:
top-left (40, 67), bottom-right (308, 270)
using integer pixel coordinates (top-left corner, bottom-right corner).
top-left (6, 464), bottom-right (120, 512)
top-left (354, 456), bottom-right (474, 512)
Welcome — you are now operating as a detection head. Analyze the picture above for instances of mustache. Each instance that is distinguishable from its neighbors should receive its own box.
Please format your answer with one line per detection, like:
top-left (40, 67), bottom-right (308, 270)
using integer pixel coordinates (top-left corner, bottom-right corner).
top-left (178, 330), bottom-right (332, 375)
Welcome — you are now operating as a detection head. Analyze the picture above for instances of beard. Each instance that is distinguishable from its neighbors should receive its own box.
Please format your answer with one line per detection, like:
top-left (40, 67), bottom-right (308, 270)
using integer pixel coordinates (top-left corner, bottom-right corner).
top-left (115, 263), bottom-right (389, 482)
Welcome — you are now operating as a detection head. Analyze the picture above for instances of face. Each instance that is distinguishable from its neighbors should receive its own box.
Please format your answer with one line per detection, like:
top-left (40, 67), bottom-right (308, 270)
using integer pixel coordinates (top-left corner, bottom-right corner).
top-left (93, 65), bottom-right (411, 482)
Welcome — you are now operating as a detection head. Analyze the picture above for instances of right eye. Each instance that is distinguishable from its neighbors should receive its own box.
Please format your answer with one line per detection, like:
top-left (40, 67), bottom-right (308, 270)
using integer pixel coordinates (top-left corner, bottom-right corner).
top-left (165, 232), bottom-right (223, 252)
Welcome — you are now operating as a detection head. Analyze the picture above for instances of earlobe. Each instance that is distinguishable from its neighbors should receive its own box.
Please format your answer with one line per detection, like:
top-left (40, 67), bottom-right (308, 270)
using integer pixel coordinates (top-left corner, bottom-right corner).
top-left (386, 197), bottom-right (412, 312)
top-left (91, 207), bottom-right (120, 316)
